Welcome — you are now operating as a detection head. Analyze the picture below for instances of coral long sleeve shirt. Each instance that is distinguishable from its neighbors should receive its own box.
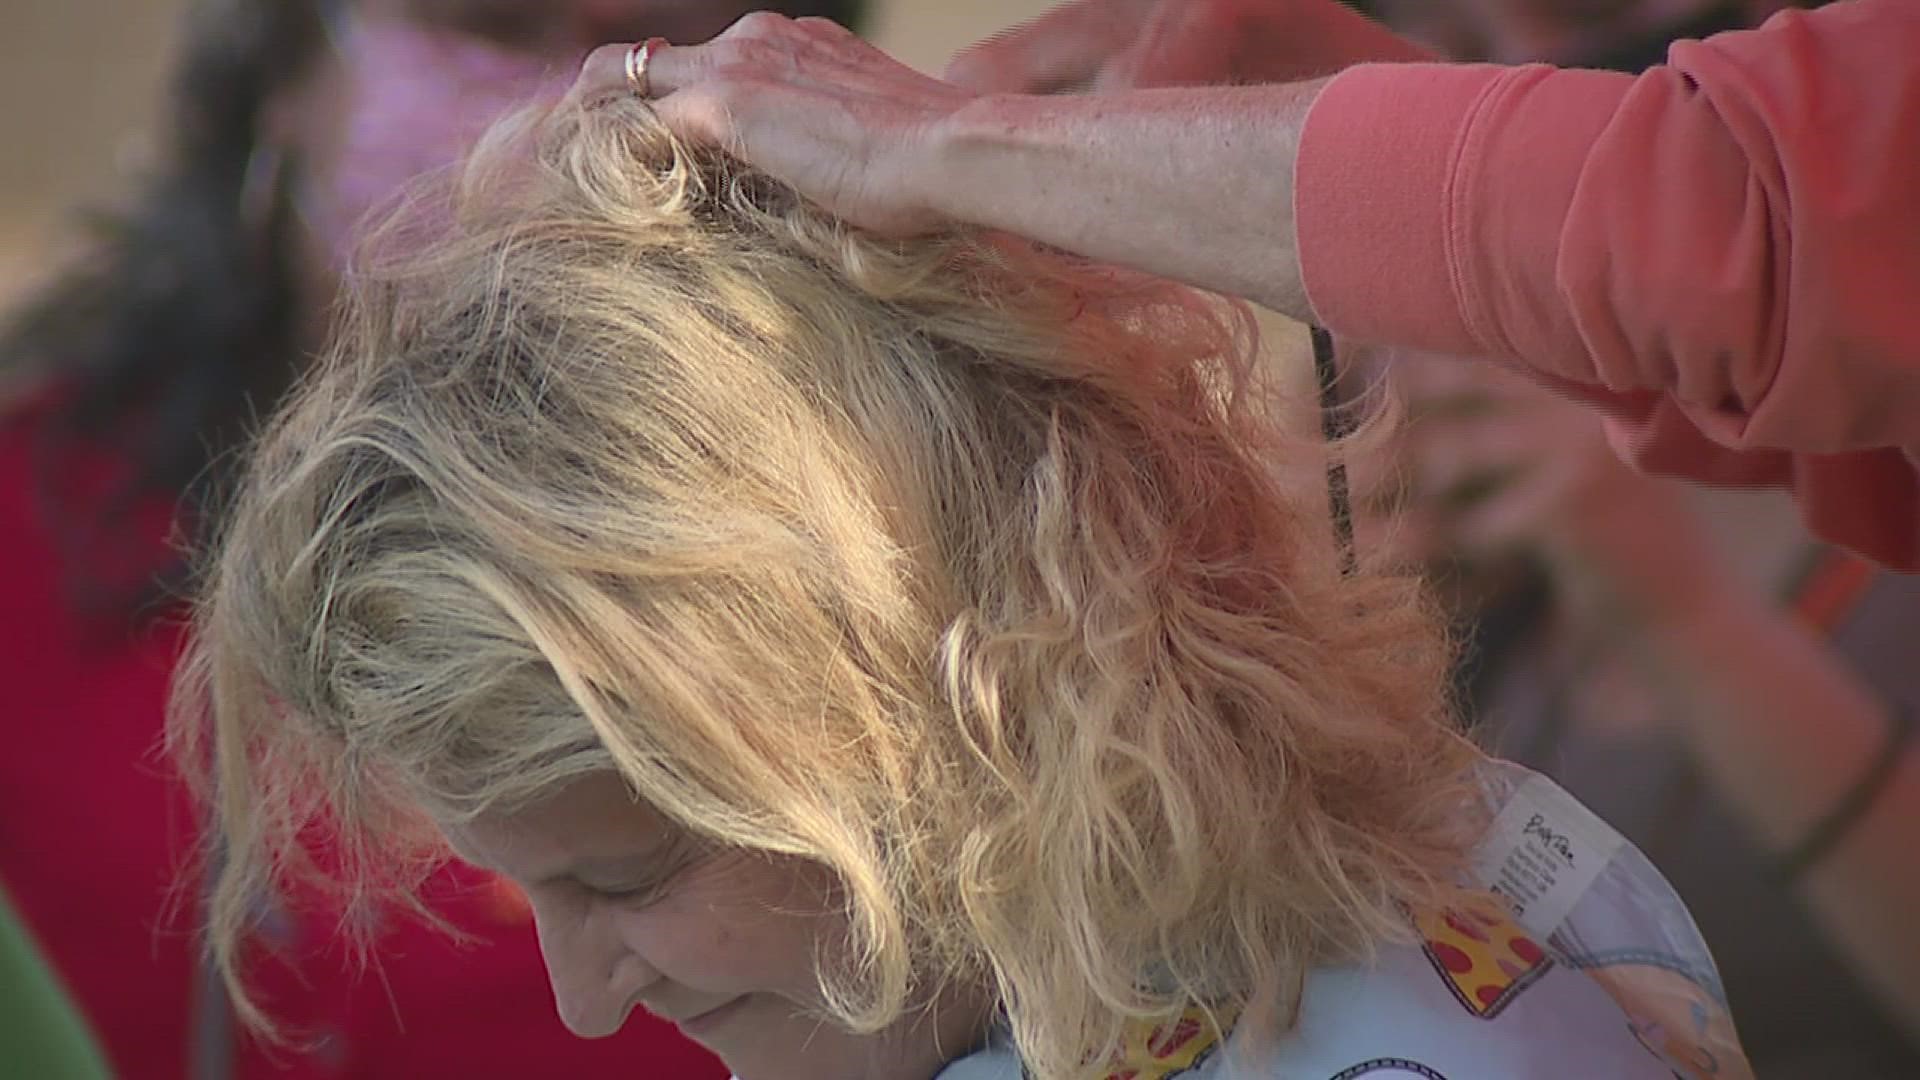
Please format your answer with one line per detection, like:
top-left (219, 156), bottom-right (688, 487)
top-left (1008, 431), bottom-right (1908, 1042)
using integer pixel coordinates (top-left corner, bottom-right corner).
top-left (1297, 0), bottom-right (1920, 567)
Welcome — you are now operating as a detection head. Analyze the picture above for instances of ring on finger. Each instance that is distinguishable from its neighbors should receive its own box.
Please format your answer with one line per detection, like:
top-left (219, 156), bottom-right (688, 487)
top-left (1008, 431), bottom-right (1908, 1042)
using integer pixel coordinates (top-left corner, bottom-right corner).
top-left (625, 38), bottom-right (664, 97)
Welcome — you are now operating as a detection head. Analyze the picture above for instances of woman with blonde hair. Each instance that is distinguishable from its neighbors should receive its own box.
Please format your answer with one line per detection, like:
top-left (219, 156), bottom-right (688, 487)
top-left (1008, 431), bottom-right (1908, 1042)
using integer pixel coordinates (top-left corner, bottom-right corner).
top-left (173, 94), bottom-right (1744, 1079)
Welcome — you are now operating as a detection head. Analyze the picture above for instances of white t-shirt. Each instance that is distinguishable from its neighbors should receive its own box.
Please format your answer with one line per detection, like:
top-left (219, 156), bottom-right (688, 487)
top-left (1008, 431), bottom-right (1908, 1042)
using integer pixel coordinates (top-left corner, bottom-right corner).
top-left (751, 766), bottom-right (1753, 1080)
top-left (937, 936), bottom-right (1678, 1079)
top-left (934, 767), bottom-right (1751, 1080)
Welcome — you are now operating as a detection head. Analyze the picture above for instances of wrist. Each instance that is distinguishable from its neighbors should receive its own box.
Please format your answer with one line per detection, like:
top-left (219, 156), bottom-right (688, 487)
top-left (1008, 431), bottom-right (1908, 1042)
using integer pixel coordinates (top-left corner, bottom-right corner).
top-left (923, 93), bottom-right (1044, 232)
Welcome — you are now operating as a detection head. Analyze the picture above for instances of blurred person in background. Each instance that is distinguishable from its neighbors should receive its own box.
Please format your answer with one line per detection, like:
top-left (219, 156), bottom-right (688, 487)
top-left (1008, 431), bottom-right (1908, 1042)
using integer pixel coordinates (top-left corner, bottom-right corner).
top-left (1366, 0), bottom-right (1803, 67)
top-left (0, 0), bottom-right (865, 1077)
top-left (1371, 355), bottom-right (1920, 1075)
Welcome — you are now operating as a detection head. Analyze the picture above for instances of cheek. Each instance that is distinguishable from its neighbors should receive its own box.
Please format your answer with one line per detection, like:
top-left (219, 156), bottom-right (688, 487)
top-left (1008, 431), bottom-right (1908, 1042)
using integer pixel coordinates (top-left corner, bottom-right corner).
top-left (613, 858), bottom-right (841, 998)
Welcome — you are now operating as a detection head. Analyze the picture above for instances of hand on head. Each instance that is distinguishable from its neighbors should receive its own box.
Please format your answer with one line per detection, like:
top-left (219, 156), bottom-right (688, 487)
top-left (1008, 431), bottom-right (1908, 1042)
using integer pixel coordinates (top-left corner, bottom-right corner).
top-left (571, 14), bottom-right (971, 234)
top-left (1368, 356), bottom-right (1723, 610)
top-left (564, 1), bottom-right (1429, 236)
top-left (1384, 356), bottom-right (1624, 563)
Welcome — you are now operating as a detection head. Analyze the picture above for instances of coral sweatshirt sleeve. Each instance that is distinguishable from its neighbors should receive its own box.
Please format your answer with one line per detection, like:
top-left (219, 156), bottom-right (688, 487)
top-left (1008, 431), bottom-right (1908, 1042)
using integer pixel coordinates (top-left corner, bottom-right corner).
top-left (1294, 0), bottom-right (1920, 568)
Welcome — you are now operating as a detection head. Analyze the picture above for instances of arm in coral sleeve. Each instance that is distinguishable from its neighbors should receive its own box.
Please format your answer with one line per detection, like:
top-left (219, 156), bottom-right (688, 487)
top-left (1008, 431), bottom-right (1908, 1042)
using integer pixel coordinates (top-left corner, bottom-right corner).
top-left (1295, 0), bottom-right (1920, 567)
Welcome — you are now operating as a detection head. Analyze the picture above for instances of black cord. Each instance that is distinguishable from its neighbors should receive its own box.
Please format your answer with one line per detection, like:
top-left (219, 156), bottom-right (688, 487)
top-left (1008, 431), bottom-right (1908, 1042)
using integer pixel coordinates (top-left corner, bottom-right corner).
top-left (1311, 326), bottom-right (1357, 575)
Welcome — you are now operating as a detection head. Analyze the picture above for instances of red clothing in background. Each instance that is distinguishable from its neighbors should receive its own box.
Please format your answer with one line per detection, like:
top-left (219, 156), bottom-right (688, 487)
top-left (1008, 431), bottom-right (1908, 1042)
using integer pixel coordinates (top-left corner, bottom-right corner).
top-left (0, 416), bottom-right (727, 1079)
top-left (1297, 0), bottom-right (1920, 568)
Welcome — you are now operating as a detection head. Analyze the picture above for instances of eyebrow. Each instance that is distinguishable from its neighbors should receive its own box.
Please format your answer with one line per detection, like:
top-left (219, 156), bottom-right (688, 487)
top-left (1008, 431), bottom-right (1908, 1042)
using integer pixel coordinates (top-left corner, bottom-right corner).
top-left (562, 854), bottom-right (657, 885)
top-left (554, 832), bottom-right (699, 890)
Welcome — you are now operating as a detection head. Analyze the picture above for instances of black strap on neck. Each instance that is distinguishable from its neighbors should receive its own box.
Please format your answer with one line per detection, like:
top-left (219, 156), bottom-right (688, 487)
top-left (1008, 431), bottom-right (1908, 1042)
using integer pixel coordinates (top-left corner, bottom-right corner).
top-left (1312, 326), bottom-right (1357, 575)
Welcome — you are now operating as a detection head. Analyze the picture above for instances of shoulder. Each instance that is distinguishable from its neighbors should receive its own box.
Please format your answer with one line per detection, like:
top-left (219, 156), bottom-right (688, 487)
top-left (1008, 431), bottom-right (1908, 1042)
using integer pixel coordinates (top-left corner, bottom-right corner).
top-left (934, 924), bottom-right (1676, 1080)
top-left (933, 1041), bottom-right (1021, 1079)
top-left (1220, 934), bottom-right (1674, 1080)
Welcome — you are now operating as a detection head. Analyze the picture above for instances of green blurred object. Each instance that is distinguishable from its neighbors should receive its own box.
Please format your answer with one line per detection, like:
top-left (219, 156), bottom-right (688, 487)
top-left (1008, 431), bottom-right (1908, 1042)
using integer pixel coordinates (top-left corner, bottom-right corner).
top-left (0, 886), bottom-right (112, 1079)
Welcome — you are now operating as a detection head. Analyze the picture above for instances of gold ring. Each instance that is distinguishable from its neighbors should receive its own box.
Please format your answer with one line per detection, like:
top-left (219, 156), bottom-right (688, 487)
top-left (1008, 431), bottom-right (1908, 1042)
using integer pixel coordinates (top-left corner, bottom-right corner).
top-left (624, 38), bottom-right (660, 98)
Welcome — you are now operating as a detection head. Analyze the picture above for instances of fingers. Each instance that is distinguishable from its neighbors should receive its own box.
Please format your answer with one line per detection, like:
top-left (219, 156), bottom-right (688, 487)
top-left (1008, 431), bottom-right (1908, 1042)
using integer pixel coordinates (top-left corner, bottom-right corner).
top-left (791, 16), bottom-right (856, 39)
top-left (1091, 2), bottom-right (1210, 91)
top-left (580, 12), bottom-right (886, 100)
top-left (630, 37), bottom-right (703, 97)
top-left (1451, 462), bottom-right (1574, 553)
top-left (648, 91), bottom-right (736, 152)
top-left (572, 8), bottom-right (812, 105)
top-left (1091, 24), bottom-right (1158, 92)
top-left (1411, 412), bottom-right (1534, 502)
top-left (944, 0), bottom-right (1146, 93)
top-left (571, 39), bottom-right (698, 105)
top-left (570, 42), bottom-right (628, 106)
top-left (562, 39), bottom-right (736, 156)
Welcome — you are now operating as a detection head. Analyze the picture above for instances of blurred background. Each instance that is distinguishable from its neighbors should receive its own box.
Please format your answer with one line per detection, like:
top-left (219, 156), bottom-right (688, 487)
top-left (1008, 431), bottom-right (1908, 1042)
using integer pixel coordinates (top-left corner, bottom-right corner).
top-left (0, 0), bottom-right (1052, 296)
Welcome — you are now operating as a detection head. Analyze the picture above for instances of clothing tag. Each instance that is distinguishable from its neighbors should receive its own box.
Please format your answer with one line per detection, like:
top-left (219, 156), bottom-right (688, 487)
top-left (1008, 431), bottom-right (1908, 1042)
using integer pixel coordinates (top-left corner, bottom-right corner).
top-left (1471, 773), bottom-right (1626, 939)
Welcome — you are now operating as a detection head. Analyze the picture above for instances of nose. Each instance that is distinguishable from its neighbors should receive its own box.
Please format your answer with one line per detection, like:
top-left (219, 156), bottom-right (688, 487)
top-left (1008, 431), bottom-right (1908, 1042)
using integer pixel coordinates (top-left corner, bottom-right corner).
top-left (529, 896), bottom-right (652, 1038)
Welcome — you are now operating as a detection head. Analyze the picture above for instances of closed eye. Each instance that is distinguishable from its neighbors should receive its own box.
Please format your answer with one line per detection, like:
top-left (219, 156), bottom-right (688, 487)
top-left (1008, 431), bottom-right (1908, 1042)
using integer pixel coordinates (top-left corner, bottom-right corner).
top-left (580, 877), bottom-right (670, 905)
top-left (573, 833), bottom-right (706, 905)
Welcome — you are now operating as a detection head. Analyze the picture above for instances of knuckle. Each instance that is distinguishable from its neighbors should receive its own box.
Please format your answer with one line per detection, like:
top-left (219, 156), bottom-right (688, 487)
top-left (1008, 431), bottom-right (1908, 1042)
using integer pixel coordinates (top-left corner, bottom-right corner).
top-left (945, 45), bottom-right (988, 75)
top-left (794, 16), bottom-right (851, 37)
top-left (695, 98), bottom-right (739, 140)
top-left (712, 39), bottom-right (772, 77)
top-left (661, 90), bottom-right (737, 144)
top-left (583, 41), bottom-right (629, 82)
top-left (729, 10), bottom-right (787, 38)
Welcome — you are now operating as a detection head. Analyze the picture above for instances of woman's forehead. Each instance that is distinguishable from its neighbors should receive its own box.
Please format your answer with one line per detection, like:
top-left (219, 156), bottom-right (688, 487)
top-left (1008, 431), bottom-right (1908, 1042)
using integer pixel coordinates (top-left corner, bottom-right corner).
top-left (444, 773), bottom-right (667, 874)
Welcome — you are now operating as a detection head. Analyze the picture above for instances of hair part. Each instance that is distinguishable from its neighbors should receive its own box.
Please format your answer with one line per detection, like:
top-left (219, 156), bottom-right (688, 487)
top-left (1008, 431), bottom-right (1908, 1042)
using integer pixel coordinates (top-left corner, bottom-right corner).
top-left (175, 96), bottom-right (1484, 1076)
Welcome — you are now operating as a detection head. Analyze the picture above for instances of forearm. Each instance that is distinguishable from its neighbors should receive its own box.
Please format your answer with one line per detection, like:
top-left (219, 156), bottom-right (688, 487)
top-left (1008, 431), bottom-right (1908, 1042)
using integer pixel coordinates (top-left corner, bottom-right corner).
top-left (1553, 486), bottom-right (1891, 845)
top-left (1648, 584), bottom-right (1883, 846)
top-left (1638, 580), bottom-right (1920, 1031)
top-left (928, 82), bottom-right (1330, 317)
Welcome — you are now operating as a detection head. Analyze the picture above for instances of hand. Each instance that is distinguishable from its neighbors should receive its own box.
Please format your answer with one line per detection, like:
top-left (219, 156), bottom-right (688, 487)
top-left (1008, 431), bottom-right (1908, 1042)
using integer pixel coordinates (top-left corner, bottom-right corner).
top-left (1374, 355), bottom-right (1726, 613)
top-left (944, 0), bottom-right (1432, 94)
top-left (572, 15), bottom-right (975, 235)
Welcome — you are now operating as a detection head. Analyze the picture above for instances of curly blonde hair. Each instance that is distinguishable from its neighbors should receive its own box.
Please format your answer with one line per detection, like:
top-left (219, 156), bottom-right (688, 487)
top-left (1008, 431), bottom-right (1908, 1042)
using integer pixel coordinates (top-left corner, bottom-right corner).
top-left (172, 97), bottom-right (1484, 1078)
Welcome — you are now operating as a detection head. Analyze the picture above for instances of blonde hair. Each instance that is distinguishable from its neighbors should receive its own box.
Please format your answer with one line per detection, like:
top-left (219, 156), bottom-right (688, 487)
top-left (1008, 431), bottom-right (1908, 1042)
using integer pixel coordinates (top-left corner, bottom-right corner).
top-left (173, 97), bottom-right (1483, 1078)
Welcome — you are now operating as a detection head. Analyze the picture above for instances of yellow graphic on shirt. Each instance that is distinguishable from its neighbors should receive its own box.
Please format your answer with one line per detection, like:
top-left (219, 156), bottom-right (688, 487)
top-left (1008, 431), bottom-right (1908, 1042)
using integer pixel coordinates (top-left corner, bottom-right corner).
top-left (1092, 1003), bottom-right (1240, 1080)
top-left (1412, 906), bottom-right (1552, 1019)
